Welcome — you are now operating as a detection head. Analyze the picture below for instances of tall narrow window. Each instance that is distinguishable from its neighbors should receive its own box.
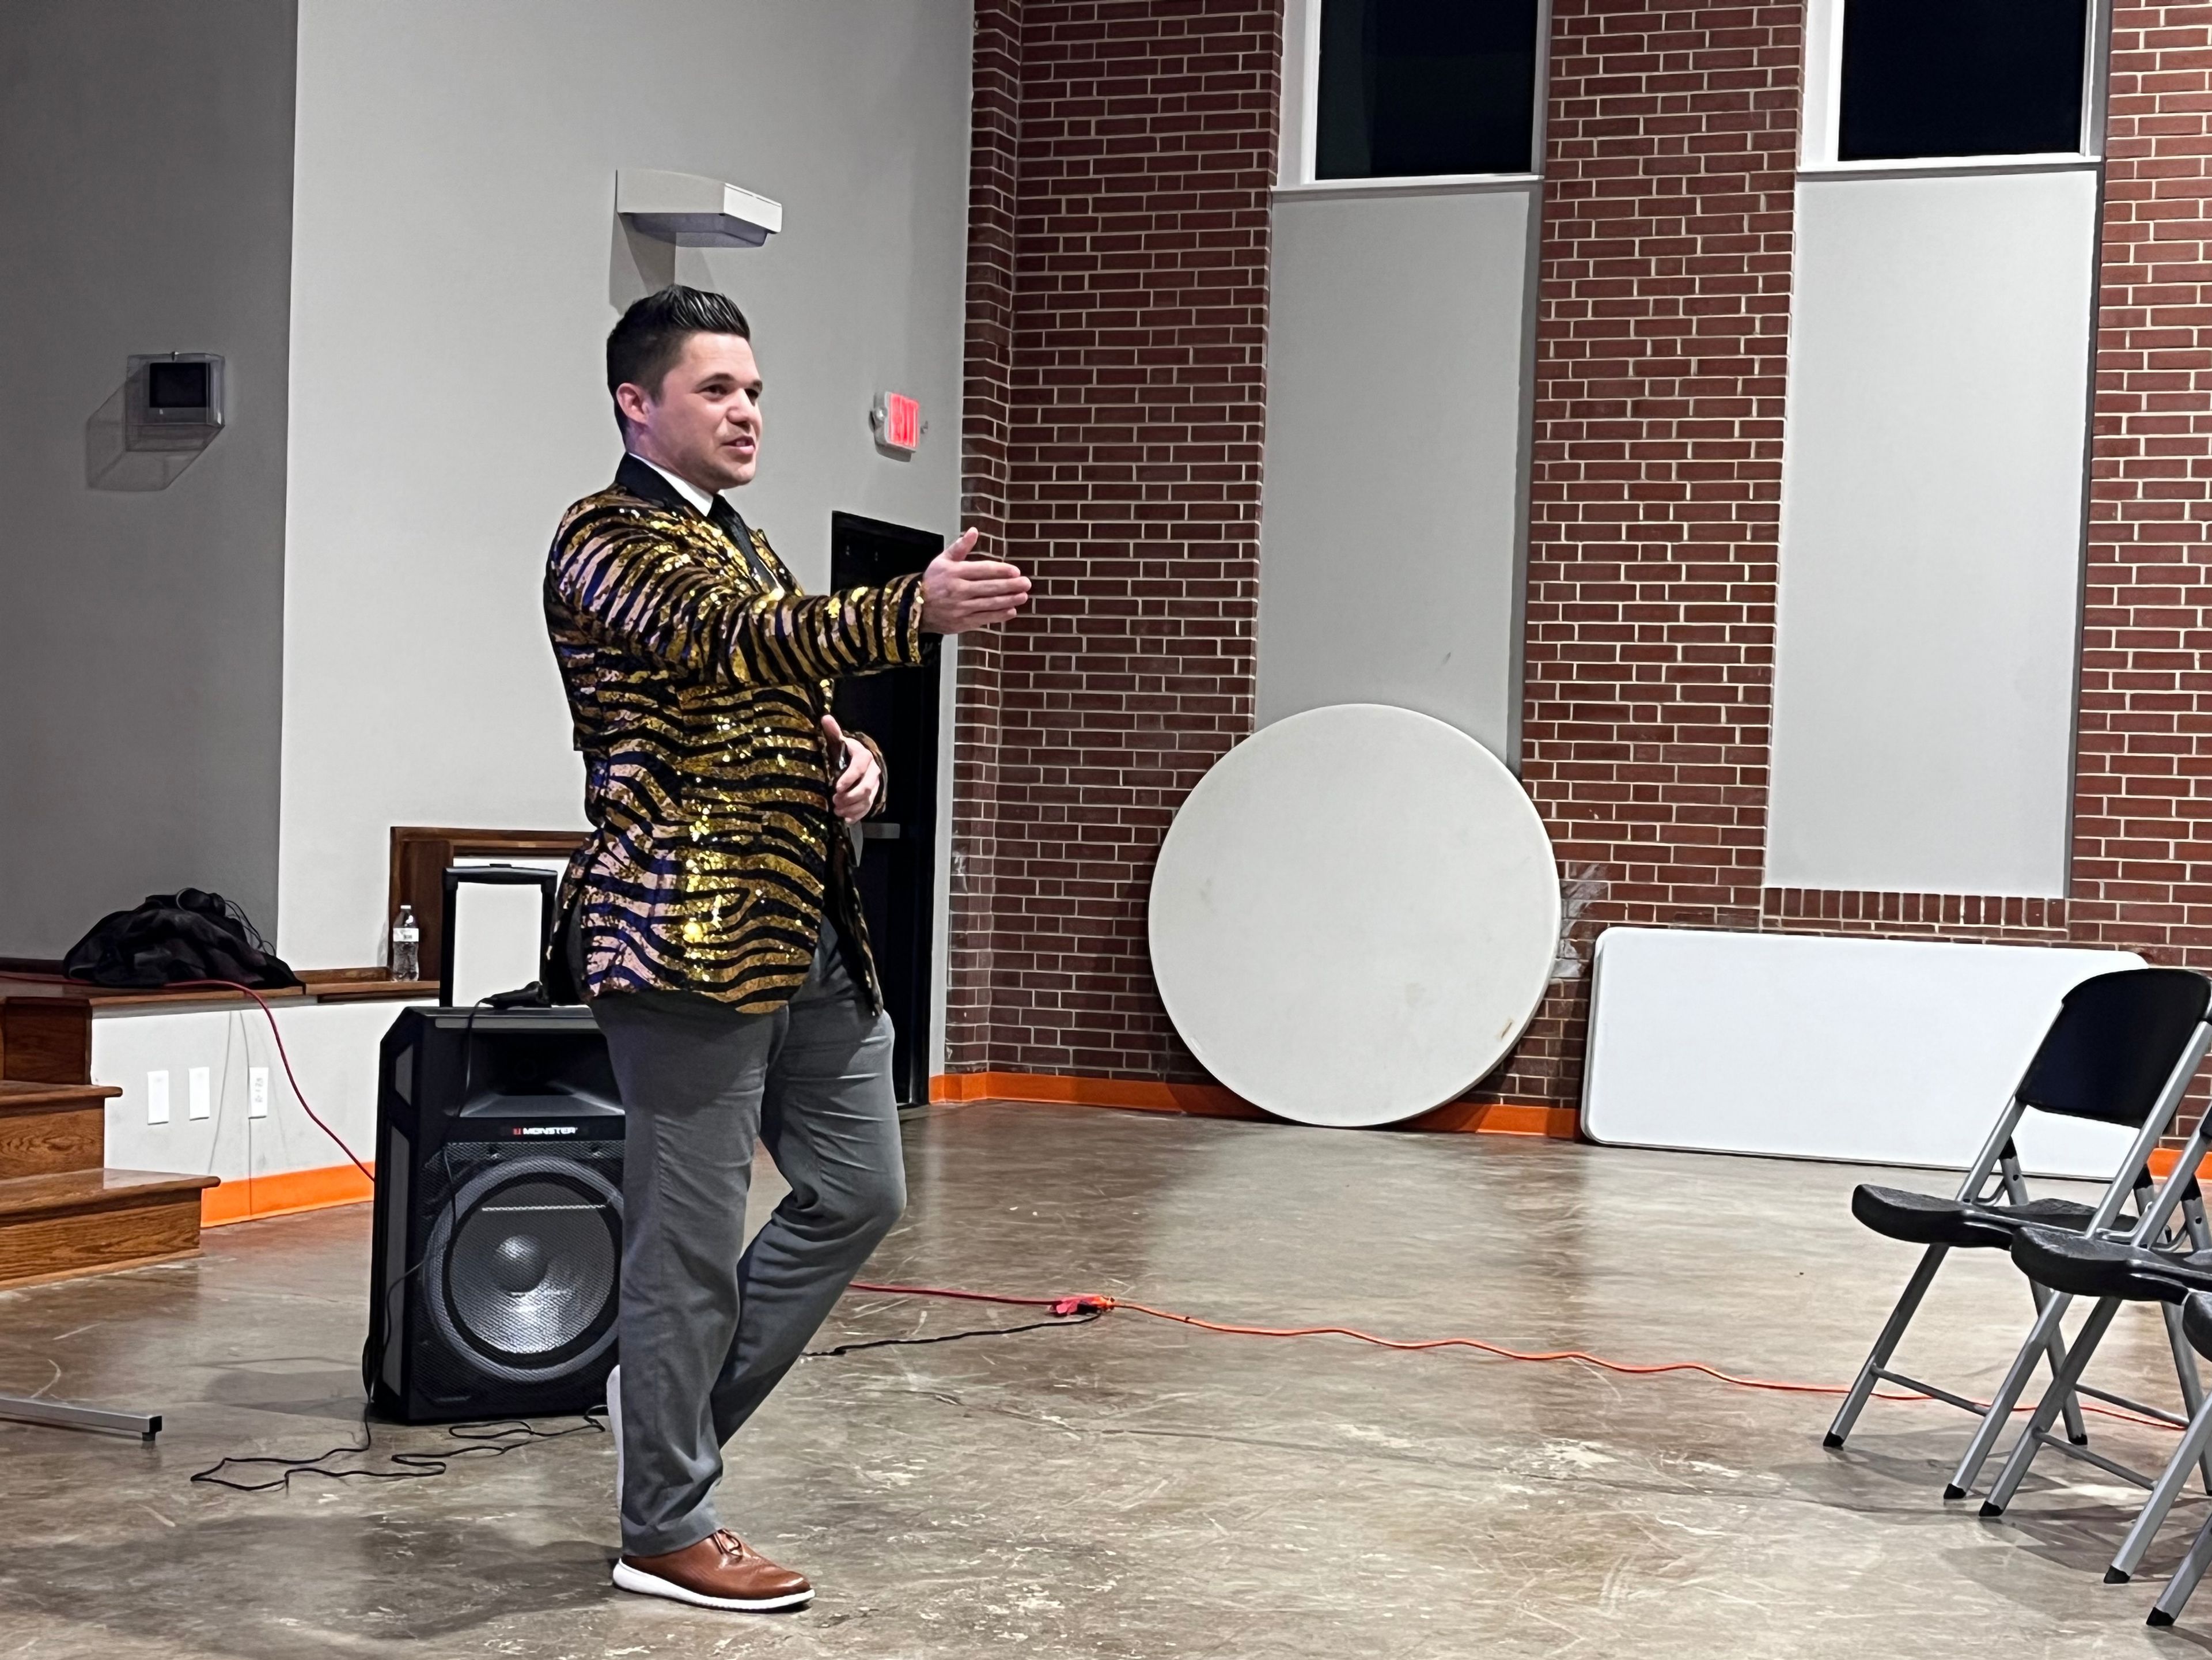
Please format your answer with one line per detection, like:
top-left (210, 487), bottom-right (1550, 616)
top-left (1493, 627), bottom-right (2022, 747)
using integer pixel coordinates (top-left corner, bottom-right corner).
top-left (1315, 0), bottom-right (1543, 180)
top-left (1838, 0), bottom-right (2090, 161)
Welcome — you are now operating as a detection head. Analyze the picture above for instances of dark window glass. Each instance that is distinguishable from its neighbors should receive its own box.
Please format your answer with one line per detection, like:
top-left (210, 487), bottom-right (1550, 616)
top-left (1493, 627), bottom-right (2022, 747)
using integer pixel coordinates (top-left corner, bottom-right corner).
top-left (1315, 0), bottom-right (1542, 179)
top-left (1838, 0), bottom-right (2089, 161)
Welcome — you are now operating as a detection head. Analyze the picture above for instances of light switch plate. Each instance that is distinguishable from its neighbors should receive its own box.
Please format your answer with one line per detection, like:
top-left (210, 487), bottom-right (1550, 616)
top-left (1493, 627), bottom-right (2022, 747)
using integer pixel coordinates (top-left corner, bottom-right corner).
top-left (188, 1066), bottom-right (211, 1120)
top-left (147, 1070), bottom-right (170, 1125)
top-left (248, 1067), bottom-right (270, 1118)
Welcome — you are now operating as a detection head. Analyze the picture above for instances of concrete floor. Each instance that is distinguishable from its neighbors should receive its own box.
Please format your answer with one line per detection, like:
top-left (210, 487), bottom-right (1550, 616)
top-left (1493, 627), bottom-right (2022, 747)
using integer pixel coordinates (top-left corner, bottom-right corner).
top-left (2, 1102), bottom-right (2208, 1658)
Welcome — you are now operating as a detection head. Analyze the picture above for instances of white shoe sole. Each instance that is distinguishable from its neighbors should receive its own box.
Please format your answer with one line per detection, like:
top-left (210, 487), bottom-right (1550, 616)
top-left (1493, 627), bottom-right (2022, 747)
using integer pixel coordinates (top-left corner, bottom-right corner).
top-left (611, 1559), bottom-right (814, 1612)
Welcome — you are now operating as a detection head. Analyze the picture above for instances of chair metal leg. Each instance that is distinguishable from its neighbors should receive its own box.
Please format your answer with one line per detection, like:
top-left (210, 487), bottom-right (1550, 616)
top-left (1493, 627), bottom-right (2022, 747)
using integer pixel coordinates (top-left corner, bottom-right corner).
top-left (1982, 1296), bottom-right (2124, 1516)
top-left (2108, 1391), bottom-right (2212, 1583)
top-left (2182, 1192), bottom-right (2211, 1253)
top-left (1993, 1151), bottom-right (2093, 1446)
top-left (2154, 1298), bottom-right (2212, 1495)
top-left (1947, 1287), bottom-right (2077, 1500)
top-left (2029, 1277), bottom-right (2090, 1446)
top-left (2149, 1511), bottom-right (2212, 1628)
top-left (1827, 1245), bottom-right (1946, 1450)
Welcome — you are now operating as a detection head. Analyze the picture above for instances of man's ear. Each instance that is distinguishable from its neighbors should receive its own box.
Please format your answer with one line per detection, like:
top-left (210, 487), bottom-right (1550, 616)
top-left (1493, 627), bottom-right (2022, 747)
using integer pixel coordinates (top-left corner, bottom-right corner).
top-left (613, 381), bottom-right (654, 429)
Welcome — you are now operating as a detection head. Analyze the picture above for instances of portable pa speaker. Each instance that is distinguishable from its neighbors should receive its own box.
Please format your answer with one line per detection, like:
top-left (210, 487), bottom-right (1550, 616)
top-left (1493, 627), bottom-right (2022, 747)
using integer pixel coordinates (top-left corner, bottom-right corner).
top-left (366, 1005), bottom-right (624, 1423)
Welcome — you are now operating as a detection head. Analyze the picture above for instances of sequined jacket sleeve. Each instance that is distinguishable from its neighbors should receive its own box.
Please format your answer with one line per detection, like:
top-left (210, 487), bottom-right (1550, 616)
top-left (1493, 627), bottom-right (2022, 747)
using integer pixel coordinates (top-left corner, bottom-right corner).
top-left (550, 497), bottom-right (927, 684)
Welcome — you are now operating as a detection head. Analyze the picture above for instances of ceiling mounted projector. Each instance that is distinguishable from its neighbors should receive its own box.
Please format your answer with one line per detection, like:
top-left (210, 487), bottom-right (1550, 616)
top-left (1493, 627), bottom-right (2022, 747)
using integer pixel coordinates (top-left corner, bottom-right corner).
top-left (616, 169), bottom-right (782, 248)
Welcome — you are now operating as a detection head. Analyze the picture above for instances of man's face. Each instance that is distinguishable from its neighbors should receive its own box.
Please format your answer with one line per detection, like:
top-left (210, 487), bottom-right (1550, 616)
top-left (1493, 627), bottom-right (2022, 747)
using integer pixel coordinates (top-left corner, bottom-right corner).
top-left (616, 331), bottom-right (763, 491)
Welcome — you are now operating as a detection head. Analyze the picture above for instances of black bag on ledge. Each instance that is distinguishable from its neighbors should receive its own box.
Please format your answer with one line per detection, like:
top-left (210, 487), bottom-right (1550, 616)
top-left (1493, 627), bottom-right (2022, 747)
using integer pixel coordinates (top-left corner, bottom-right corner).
top-left (61, 889), bottom-right (302, 990)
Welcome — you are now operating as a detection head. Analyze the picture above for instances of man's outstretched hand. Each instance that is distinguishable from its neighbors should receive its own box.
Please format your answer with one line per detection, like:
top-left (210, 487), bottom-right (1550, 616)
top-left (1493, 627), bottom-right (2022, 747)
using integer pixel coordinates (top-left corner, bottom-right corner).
top-left (919, 528), bottom-right (1030, 634)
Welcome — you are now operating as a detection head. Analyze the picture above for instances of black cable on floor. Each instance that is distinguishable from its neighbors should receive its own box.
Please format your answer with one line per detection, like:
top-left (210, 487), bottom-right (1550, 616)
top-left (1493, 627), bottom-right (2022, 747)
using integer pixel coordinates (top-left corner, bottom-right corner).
top-left (190, 1310), bottom-right (1097, 1494)
top-left (803, 1308), bottom-right (1105, 1359)
top-left (189, 1403), bottom-right (605, 1494)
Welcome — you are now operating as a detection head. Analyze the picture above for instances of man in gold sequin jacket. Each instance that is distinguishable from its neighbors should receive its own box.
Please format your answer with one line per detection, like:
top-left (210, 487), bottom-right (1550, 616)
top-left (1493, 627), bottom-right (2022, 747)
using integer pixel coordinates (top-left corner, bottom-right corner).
top-left (546, 287), bottom-right (1028, 1614)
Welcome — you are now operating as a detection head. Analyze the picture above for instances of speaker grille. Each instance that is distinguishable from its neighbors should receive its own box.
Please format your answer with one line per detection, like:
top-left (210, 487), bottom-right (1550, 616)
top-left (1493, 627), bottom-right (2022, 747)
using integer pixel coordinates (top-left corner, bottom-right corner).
top-left (423, 1151), bottom-right (622, 1386)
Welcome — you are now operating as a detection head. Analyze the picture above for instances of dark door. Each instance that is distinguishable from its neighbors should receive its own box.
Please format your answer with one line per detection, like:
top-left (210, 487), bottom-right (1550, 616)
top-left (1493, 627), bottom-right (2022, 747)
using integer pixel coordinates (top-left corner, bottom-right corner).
top-left (831, 511), bottom-right (944, 1106)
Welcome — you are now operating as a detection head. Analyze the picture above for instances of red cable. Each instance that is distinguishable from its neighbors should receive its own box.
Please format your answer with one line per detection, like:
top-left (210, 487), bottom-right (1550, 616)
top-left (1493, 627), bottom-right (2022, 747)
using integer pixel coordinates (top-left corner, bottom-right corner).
top-left (849, 1280), bottom-right (2185, 1432)
top-left (136, 978), bottom-right (375, 1183)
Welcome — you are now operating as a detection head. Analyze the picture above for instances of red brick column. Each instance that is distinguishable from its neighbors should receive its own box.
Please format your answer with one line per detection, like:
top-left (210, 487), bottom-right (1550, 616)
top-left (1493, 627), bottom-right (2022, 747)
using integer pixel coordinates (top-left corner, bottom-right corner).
top-left (2068, 0), bottom-right (2212, 977)
top-left (946, 0), bottom-right (1025, 1072)
top-left (1484, 0), bottom-right (1806, 1105)
top-left (946, 0), bottom-right (1282, 1080)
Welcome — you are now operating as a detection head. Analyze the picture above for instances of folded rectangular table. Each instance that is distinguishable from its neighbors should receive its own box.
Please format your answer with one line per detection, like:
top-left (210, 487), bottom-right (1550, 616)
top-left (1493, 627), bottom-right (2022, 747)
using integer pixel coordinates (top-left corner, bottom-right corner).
top-left (1581, 928), bottom-right (2146, 1178)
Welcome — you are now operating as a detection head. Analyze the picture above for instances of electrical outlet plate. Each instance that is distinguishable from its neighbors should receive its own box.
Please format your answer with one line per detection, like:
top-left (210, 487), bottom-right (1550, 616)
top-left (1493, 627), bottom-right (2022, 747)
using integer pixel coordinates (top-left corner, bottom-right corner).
top-left (188, 1067), bottom-right (211, 1121)
top-left (147, 1070), bottom-right (171, 1125)
top-left (248, 1067), bottom-right (270, 1119)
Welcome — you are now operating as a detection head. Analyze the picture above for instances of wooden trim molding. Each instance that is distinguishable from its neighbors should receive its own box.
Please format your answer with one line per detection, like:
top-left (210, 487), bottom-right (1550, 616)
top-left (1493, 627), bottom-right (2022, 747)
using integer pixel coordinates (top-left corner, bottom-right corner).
top-left (202, 1161), bottom-right (374, 1228)
top-left (929, 1072), bottom-right (1580, 1139)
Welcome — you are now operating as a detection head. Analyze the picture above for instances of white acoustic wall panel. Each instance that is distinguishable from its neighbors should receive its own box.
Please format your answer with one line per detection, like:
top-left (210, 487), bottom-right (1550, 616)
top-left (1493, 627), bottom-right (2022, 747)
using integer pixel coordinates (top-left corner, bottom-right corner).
top-left (1257, 185), bottom-right (1536, 761)
top-left (1766, 168), bottom-right (2099, 897)
top-left (1582, 928), bottom-right (2146, 1178)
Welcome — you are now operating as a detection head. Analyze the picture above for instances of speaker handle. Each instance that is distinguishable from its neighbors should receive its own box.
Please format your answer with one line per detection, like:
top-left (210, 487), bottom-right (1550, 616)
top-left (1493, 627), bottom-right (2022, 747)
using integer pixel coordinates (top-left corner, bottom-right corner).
top-left (439, 865), bottom-right (559, 1007)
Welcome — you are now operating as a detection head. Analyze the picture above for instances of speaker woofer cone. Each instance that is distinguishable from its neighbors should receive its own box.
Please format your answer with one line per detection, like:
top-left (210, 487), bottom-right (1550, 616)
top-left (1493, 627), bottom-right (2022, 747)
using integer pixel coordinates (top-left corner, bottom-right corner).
top-left (423, 1156), bottom-right (623, 1385)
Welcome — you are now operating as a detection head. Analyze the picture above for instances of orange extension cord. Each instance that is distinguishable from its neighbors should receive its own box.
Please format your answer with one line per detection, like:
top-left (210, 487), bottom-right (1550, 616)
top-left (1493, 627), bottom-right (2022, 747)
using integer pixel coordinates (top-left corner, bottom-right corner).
top-left (29, 970), bottom-right (2180, 1434)
top-left (842, 1283), bottom-right (2188, 1432)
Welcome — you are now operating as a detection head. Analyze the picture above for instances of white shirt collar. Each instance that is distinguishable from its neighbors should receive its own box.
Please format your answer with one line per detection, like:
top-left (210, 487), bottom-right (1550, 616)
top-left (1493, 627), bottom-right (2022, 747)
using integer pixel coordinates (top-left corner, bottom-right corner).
top-left (629, 453), bottom-right (718, 519)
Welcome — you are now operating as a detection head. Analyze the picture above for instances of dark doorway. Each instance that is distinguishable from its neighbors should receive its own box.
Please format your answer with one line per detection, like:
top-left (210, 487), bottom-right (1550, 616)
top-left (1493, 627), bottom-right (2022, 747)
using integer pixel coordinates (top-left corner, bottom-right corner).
top-left (832, 511), bottom-right (945, 1106)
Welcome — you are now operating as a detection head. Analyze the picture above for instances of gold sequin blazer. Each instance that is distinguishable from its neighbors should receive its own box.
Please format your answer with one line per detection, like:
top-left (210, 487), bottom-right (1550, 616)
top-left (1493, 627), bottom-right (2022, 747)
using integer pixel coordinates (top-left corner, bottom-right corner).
top-left (544, 456), bottom-right (927, 1011)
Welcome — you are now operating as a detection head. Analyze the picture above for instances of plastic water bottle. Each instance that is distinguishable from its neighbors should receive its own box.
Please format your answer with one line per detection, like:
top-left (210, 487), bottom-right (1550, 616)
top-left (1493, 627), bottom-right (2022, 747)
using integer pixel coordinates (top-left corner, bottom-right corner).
top-left (391, 905), bottom-right (421, 982)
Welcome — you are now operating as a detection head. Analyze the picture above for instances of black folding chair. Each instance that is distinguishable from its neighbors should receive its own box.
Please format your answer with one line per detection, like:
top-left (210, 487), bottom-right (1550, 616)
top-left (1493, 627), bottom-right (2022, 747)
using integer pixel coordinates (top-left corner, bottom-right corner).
top-left (2150, 1291), bottom-right (2212, 1628)
top-left (1967, 1180), bottom-right (2212, 1570)
top-left (1826, 968), bottom-right (2212, 1491)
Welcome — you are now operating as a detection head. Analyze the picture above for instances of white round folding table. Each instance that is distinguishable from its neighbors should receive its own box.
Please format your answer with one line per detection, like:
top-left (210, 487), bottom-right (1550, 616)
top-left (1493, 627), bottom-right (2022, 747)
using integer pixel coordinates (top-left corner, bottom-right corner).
top-left (1147, 704), bottom-right (1560, 1128)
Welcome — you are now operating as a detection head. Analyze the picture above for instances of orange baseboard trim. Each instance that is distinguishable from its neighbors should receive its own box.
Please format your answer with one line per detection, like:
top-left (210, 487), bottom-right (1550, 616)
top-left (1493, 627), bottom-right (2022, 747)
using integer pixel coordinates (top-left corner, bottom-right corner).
top-left (202, 1162), bottom-right (374, 1227)
top-left (929, 1071), bottom-right (1578, 1139)
top-left (2150, 1147), bottom-right (2209, 1180)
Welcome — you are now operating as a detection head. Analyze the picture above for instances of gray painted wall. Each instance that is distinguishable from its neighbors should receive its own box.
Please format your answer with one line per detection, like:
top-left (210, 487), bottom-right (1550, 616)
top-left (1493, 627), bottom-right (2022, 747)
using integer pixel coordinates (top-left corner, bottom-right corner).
top-left (1256, 185), bottom-right (1537, 761)
top-left (0, 0), bottom-right (297, 956)
top-left (1765, 169), bottom-right (2098, 897)
top-left (277, 1), bottom-right (975, 1028)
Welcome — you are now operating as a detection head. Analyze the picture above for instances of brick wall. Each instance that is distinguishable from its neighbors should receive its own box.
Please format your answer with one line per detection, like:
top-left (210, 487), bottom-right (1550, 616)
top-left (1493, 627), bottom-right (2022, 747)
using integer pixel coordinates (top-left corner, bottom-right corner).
top-left (946, 0), bottom-right (1282, 1077)
top-left (1479, 0), bottom-right (1806, 1105)
top-left (2069, 0), bottom-right (2212, 978)
top-left (948, 1), bottom-right (2210, 1111)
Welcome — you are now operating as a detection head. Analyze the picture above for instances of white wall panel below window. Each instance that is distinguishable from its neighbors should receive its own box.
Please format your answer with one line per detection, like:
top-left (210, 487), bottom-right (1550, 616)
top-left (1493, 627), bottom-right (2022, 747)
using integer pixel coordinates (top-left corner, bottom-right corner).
top-left (1766, 168), bottom-right (2098, 897)
top-left (1256, 186), bottom-right (1536, 760)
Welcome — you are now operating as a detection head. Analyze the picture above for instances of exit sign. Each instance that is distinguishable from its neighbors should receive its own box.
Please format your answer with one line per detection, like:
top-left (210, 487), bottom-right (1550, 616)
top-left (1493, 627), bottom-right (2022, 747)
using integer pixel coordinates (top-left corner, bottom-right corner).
top-left (874, 391), bottom-right (921, 452)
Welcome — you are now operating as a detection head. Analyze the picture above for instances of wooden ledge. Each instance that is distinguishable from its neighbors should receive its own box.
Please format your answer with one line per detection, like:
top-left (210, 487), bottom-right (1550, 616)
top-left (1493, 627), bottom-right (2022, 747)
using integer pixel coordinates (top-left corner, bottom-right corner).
top-left (0, 973), bottom-right (308, 1010)
top-left (296, 972), bottom-right (438, 1004)
top-left (0, 967), bottom-right (435, 1012)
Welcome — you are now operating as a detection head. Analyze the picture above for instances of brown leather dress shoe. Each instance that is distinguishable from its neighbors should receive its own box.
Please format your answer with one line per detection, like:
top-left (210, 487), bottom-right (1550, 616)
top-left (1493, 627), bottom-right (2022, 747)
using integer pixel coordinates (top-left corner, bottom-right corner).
top-left (611, 1530), bottom-right (814, 1612)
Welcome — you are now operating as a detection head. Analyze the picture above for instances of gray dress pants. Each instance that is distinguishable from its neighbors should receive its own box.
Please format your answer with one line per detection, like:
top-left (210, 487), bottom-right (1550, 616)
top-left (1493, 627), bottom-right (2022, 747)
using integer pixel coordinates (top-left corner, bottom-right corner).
top-left (584, 921), bottom-right (903, 1557)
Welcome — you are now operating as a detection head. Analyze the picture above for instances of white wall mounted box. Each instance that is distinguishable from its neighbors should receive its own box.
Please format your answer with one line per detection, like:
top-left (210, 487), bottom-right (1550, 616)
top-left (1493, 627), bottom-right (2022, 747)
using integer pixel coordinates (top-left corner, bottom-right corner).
top-left (616, 169), bottom-right (782, 247)
top-left (1582, 927), bottom-right (2147, 1179)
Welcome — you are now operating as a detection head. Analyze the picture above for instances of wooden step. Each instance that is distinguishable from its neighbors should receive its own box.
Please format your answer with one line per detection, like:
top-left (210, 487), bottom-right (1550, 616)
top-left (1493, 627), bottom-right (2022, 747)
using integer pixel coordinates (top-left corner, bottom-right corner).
top-left (0, 1166), bottom-right (219, 1291)
top-left (0, 1081), bottom-right (119, 1179)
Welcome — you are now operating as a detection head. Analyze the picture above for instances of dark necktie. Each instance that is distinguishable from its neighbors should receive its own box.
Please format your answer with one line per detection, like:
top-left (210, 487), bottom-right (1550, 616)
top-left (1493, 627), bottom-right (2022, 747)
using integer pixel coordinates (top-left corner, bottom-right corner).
top-left (706, 497), bottom-right (772, 588)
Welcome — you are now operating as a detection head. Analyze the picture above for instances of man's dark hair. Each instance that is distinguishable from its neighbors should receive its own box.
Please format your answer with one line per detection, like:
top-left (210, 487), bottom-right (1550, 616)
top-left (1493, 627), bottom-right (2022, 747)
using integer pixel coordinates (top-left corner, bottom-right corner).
top-left (606, 285), bottom-right (751, 435)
